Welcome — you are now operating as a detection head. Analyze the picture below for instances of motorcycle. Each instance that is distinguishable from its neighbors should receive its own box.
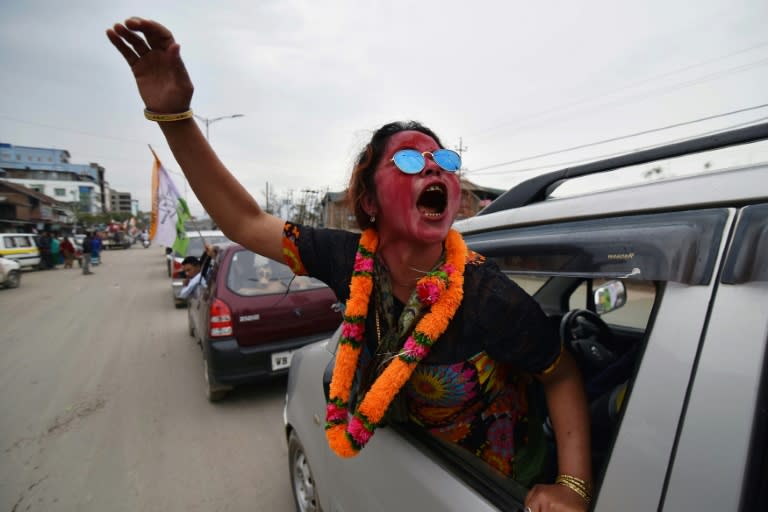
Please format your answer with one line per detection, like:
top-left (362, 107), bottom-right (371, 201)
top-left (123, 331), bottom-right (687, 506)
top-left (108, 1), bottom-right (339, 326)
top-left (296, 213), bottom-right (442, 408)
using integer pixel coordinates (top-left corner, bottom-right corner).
top-left (142, 239), bottom-right (151, 248)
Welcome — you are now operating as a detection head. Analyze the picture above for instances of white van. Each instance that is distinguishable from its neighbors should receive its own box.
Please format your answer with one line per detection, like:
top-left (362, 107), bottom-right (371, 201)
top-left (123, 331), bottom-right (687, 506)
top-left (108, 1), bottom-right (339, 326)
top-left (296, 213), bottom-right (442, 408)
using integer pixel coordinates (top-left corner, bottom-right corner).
top-left (0, 233), bottom-right (41, 269)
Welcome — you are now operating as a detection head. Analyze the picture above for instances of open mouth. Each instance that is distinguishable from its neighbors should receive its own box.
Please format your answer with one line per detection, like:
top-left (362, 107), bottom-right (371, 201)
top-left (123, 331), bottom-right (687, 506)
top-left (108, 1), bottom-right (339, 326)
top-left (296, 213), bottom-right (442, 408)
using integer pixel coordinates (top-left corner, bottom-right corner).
top-left (417, 184), bottom-right (447, 218)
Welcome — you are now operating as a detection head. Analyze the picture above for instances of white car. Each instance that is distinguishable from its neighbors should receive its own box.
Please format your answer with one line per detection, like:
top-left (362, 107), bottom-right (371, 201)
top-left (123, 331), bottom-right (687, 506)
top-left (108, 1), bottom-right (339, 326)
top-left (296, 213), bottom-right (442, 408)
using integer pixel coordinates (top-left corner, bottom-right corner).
top-left (0, 255), bottom-right (21, 288)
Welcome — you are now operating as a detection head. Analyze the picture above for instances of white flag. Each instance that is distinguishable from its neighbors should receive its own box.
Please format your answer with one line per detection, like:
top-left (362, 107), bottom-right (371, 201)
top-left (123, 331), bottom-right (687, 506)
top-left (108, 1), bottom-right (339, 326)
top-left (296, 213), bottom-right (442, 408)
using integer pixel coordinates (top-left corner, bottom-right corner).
top-left (150, 152), bottom-right (184, 247)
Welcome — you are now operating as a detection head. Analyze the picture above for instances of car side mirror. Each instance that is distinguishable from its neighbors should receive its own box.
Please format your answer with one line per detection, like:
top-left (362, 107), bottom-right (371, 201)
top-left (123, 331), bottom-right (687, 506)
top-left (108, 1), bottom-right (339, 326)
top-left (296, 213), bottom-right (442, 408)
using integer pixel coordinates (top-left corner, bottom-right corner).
top-left (594, 280), bottom-right (627, 315)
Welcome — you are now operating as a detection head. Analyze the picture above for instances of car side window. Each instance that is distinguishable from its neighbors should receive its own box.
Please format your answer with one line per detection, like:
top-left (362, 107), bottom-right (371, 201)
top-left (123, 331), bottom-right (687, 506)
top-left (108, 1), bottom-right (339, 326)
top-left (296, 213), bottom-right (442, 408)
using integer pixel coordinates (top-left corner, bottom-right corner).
top-left (568, 279), bottom-right (656, 329)
top-left (504, 273), bottom-right (549, 295)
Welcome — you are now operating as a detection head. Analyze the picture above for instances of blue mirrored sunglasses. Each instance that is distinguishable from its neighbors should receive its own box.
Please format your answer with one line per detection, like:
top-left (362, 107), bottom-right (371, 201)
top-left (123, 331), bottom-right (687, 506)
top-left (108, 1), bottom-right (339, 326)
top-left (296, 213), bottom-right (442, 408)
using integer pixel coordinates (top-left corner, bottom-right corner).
top-left (391, 149), bottom-right (462, 174)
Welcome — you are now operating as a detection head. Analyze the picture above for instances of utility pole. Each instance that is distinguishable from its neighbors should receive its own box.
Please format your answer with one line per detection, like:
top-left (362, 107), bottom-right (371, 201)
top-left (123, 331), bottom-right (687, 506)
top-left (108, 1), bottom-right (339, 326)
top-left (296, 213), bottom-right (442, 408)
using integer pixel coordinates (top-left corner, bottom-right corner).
top-left (193, 114), bottom-right (245, 142)
top-left (454, 137), bottom-right (468, 179)
top-left (454, 137), bottom-right (468, 159)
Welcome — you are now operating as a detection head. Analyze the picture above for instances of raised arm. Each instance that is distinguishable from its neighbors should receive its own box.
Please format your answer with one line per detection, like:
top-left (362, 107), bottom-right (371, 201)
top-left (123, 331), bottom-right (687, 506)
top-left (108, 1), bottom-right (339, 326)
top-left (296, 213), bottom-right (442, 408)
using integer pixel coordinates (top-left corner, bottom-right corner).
top-left (106, 17), bottom-right (284, 262)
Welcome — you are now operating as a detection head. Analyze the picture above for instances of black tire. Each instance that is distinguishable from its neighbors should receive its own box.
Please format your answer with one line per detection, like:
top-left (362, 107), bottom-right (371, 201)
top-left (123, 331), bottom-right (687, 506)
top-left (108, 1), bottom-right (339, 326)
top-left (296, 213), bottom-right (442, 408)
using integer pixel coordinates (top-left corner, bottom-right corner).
top-left (289, 431), bottom-right (322, 512)
top-left (4, 270), bottom-right (20, 288)
top-left (203, 358), bottom-right (228, 402)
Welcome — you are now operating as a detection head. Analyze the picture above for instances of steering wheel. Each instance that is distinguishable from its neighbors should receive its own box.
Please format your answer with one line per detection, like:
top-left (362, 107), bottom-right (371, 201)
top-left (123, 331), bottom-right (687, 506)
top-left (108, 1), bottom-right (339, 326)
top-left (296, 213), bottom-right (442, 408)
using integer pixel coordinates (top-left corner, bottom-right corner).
top-left (560, 309), bottom-right (617, 372)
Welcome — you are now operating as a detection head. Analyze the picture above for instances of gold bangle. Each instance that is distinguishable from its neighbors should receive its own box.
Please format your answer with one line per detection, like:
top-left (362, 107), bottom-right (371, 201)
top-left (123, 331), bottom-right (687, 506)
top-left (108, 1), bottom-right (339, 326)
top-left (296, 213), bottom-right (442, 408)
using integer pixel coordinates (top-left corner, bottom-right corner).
top-left (144, 109), bottom-right (194, 122)
top-left (555, 474), bottom-right (592, 504)
top-left (538, 343), bottom-right (564, 376)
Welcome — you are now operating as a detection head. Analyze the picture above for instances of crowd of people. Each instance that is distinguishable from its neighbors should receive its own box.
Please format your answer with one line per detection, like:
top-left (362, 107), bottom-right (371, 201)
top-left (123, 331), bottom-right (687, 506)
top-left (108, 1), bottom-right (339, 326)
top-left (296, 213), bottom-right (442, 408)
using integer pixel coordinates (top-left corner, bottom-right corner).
top-left (34, 231), bottom-right (104, 274)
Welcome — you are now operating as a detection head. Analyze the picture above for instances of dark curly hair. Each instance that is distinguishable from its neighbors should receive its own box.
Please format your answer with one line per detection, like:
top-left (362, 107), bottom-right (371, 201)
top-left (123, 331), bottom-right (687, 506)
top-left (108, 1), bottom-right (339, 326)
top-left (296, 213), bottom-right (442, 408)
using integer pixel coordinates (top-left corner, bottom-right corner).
top-left (348, 121), bottom-right (444, 230)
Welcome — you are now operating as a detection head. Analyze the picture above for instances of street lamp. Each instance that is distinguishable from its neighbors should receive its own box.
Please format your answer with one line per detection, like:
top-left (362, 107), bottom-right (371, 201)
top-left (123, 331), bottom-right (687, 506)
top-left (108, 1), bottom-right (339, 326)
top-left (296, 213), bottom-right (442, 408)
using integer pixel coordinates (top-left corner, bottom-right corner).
top-left (194, 113), bottom-right (245, 141)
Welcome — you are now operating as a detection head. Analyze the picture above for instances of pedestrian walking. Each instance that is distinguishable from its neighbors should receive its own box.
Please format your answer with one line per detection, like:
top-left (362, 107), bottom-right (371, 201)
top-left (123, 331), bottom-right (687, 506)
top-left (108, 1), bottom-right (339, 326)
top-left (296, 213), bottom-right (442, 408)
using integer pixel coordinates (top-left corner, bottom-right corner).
top-left (51, 234), bottom-right (61, 267)
top-left (82, 232), bottom-right (94, 275)
top-left (37, 232), bottom-right (52, 269)
top-left (92, 234), bottom-right (103, 266)
top-left (61, 236), bottom-right (76, 268)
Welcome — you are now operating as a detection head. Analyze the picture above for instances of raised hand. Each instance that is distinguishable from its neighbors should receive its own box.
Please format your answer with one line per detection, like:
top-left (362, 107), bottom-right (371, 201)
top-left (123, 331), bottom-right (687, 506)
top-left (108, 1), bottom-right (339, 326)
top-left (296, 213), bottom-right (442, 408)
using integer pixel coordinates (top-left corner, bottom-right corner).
top-left (106, 17), bottom-right (194, 114)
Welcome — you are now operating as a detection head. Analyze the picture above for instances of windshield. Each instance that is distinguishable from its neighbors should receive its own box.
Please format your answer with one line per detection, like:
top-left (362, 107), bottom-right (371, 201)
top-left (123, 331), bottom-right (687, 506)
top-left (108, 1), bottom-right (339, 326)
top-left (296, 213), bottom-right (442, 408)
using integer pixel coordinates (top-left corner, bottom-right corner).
top-left (179, 235), bottom-right (229, 258)
top-left (226, 250), bottom-right (327, 296)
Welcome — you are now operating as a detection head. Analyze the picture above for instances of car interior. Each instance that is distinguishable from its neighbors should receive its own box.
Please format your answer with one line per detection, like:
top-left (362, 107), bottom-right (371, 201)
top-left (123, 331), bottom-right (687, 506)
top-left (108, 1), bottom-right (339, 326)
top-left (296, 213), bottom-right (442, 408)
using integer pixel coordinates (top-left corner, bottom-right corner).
top-left (526, 274), bottom-right (657, 485)
top-left (223, 249), bottom-right (326, 296)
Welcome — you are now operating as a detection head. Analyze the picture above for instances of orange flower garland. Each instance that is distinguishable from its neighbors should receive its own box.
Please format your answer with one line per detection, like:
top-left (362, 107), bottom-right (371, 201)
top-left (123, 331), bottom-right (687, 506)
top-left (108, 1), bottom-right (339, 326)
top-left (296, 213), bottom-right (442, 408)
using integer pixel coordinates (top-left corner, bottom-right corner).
top-left (325, 229), bottom-right (467, 457)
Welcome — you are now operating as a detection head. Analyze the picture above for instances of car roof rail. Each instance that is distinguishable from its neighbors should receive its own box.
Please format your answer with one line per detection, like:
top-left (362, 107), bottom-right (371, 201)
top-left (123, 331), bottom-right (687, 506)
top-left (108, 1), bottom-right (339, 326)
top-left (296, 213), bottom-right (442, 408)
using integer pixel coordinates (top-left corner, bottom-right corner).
top-left (477, 121), bottom-right (768, 216)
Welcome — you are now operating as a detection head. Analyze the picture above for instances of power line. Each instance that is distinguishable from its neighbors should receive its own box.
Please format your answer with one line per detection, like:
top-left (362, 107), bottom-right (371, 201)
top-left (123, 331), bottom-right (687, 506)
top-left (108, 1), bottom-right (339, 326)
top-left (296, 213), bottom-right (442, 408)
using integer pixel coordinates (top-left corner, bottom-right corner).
top-left (465, 103), bottom-right (768, 174)
top-left (470, 41), bottom-right (768, 139)
top-left (467, 115), bottom-right (768, 177)
top-left (0, 114), bottom-right (149, 145)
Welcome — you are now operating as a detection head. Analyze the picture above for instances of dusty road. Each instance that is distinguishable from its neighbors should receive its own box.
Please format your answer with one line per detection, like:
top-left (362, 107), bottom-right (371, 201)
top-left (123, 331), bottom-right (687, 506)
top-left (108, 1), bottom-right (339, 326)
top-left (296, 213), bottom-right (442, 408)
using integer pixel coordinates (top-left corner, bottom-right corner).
top-left (0, 246), bottom-right (294, 511)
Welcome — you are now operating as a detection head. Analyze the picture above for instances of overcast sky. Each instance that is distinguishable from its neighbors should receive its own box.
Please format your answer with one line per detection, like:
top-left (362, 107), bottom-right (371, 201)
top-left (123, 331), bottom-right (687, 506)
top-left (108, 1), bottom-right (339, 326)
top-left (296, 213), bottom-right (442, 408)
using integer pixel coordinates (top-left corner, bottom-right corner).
top-left (1, 0), bottom-right (767, 216)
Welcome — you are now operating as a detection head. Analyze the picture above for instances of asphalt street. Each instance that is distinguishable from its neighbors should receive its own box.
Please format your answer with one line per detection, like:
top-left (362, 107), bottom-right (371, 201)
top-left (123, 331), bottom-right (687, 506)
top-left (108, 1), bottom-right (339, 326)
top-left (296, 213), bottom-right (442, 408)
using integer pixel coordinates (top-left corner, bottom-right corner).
top-left (0, 245), bottom-right (294, 512)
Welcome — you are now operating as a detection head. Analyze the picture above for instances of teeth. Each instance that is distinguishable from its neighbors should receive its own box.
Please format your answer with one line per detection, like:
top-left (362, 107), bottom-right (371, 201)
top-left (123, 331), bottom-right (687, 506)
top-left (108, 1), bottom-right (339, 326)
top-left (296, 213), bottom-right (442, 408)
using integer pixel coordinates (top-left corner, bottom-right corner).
top-left (426, 185), bottom-right (443, 193)
top-left (419, 207), bottom-right (442, 218)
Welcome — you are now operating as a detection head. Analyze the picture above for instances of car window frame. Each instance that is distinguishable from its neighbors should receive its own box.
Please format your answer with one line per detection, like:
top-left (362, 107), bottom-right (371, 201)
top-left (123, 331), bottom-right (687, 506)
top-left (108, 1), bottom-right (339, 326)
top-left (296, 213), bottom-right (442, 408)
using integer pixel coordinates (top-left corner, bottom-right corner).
top-left (721, 203), bottom-right (768, 284)
top-left (465, 208), bottom-right (729, 285)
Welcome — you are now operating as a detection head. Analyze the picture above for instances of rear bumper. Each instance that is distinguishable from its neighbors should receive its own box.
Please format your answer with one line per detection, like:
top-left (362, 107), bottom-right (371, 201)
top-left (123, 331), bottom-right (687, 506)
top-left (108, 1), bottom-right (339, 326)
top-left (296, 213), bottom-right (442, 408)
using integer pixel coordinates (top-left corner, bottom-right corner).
top-left (171, 280), bottom-right (186, 305)
top-left (207, 331), bottom-right (336, 384)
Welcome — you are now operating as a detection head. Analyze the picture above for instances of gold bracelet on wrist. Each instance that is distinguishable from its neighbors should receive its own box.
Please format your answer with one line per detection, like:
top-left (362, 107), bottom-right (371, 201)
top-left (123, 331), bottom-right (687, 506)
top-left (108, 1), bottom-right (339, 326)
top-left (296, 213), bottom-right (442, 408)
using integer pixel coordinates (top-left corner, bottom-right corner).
top-left (555, 474), bottom-right (593, 504)
top-left (144, 109), bottom-right (194, 122)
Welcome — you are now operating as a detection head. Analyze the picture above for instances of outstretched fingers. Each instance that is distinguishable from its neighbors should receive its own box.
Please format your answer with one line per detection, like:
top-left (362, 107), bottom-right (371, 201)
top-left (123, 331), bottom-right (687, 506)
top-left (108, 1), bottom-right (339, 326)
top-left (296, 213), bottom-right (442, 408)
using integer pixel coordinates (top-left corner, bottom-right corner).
top-left (106, 27), bottom-right (141, 67)
top-left (125, 17), bottom-right (177, 52)
top-left (114, 23), bottom-right (151, 55)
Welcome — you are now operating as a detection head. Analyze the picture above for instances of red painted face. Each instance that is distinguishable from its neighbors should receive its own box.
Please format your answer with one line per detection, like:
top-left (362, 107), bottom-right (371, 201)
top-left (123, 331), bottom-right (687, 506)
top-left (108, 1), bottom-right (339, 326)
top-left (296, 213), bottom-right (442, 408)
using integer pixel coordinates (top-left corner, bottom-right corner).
top-left (370, 130), bottom-right (461, 244)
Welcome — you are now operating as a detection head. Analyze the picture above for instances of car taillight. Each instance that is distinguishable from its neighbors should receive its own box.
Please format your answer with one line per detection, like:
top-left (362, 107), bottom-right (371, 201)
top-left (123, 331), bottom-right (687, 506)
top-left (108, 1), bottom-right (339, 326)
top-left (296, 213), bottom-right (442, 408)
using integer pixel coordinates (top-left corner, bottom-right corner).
top-left (209, 298), bottom-right (233, 337)
top-left (172, 259), bottom-right (184, 278)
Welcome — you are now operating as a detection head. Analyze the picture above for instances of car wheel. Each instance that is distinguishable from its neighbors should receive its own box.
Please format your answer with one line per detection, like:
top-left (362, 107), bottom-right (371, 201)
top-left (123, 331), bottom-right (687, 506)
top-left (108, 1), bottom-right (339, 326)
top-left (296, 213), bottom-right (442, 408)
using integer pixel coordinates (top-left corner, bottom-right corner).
top-left (289, 431), bottom-right (322, 512)
top-left (203, 359), bottom-right (228, 402)
top-left (4, 270), bottom-right (21, 288)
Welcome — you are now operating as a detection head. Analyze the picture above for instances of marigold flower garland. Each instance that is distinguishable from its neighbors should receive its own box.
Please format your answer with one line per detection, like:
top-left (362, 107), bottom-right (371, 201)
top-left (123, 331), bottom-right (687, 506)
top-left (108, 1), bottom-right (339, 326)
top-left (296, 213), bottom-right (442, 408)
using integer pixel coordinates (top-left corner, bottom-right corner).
top-left (325, 228), bottom-right (467, 457)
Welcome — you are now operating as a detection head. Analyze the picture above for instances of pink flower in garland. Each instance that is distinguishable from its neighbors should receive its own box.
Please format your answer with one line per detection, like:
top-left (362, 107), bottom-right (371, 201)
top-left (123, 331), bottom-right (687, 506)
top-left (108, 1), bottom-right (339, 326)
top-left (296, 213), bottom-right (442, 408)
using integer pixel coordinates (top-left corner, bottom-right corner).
top-left (342, 321), bottom-right (365, 341)
top-left (348, 416), bottom-right (373, 446)
top-left (416, 276), bottom-right (446, 305)
top-left (441, 263), bottom-right (455, 275)
top-left (402, 336), bottom-right (428, 360)
top-left (326, 403), bottom-right (348, 422)
top-left (353, 253), bottom-right (374, 273)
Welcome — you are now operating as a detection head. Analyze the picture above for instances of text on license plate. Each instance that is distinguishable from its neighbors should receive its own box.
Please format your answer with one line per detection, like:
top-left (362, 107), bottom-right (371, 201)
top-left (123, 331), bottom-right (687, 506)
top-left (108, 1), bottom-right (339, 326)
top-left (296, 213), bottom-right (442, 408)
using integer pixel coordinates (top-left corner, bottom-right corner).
top-left (271, 350), bottom-right (294, 371)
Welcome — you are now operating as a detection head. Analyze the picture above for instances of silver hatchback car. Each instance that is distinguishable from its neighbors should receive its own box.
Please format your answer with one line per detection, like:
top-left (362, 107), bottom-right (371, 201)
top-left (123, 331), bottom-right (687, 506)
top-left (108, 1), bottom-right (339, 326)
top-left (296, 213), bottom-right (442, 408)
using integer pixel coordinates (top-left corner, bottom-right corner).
top-left (284, 123), bottom-right (768, 512)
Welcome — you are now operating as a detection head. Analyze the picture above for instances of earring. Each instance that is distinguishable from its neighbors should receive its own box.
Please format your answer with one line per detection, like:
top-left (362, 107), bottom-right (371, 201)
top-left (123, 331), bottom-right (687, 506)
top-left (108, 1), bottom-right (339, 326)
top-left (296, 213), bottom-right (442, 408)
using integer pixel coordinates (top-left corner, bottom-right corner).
top-left (370, 215), bottom-right (376, 223)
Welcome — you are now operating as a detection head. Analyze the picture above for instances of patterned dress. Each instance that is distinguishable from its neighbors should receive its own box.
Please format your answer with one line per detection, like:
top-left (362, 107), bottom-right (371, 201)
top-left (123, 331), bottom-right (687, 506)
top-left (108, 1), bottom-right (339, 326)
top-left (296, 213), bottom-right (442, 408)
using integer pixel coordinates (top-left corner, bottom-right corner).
top-left (281, 222), bottom-right (561, 483)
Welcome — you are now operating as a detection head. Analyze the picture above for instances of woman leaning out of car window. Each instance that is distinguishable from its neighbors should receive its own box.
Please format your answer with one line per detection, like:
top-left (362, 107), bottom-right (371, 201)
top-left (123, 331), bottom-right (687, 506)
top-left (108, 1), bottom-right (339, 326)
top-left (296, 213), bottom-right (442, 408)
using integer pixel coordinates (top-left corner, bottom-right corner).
top-left (107, 18), bottom-right (592, 512)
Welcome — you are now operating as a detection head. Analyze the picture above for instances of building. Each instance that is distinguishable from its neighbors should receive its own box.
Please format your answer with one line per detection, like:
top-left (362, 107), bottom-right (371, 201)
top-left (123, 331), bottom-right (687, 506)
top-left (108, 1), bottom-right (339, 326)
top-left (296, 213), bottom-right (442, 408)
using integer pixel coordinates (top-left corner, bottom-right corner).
top-left (109, 189), bottom-right (133, 214)
top-left (320, 190), bottom-right (356, 231)
top-left (0, 142), bottom-right (106, 214)
top-left (455, 177), bottom-right (505, 220)
top-left (319, 177), bottom-right (505, 230)
top-left (0, 179), bottom-right (74, 232)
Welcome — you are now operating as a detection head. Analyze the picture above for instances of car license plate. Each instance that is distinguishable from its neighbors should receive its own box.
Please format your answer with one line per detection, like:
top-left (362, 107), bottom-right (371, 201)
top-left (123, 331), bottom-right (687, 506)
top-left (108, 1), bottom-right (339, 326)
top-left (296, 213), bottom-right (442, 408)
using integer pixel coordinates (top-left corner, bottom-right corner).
top-left (271, 350), bottom-right (294, 371)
